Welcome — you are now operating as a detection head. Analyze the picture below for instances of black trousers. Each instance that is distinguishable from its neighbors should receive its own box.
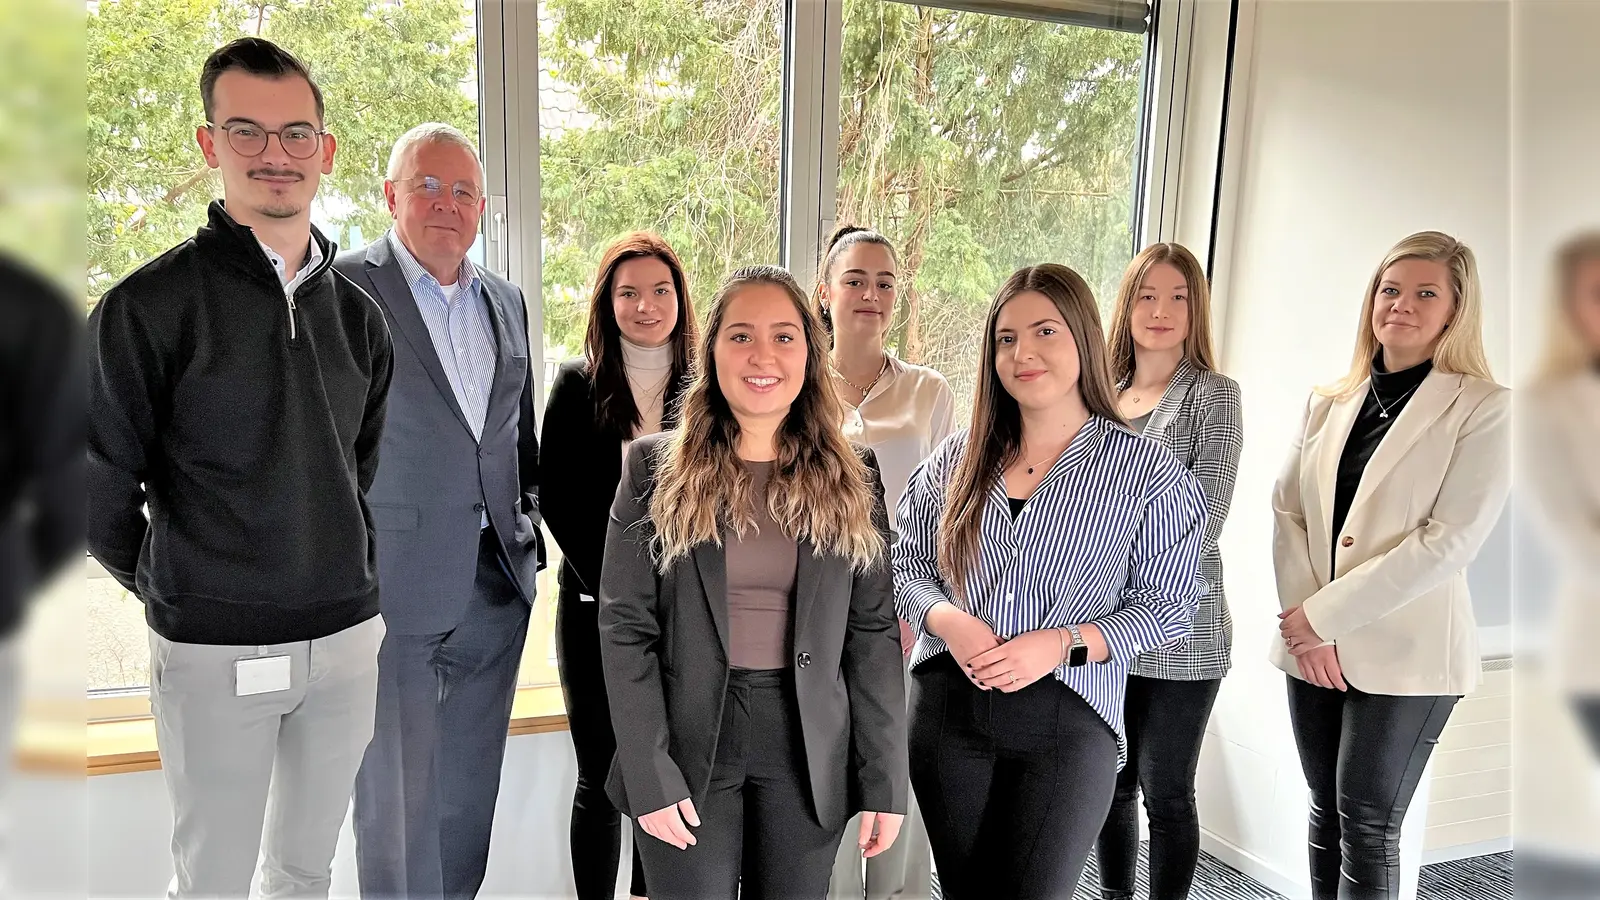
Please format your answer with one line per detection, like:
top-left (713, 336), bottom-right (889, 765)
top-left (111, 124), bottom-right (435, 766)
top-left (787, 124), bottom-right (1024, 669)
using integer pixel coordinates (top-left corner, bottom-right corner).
top-left (1095, 674), bottom-right (1222, 900)
top-left (555, 581), bottom-right (648, 899)
top-left (911, 653), bottom-right (1119, 900)
top-left (633, 668), bottom-right (847, 900)
top-left (1286, 677), bottom-right (1456, 900)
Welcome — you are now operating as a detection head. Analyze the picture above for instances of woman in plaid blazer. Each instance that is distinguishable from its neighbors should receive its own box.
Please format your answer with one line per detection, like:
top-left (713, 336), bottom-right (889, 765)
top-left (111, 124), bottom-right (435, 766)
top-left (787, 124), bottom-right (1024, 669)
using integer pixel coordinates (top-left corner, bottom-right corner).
top-left (1094, 242), bottom-right (1243, 900)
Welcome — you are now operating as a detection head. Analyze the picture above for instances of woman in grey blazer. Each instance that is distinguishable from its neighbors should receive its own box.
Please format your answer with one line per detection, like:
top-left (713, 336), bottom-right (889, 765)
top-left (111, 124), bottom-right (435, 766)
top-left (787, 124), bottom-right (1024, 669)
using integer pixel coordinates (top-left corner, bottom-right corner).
top-left (1096, 242), bottom-right (1243, 900)
top-left (599, 265), bottom-right (909, 900)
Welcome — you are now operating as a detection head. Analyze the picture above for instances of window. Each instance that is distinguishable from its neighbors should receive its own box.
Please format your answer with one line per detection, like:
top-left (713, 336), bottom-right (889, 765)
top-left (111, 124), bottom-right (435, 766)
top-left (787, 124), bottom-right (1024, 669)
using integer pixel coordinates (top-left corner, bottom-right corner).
top-left (527, 0), bottom-right (789, 688)
top-left (833, 0), bottom-right (1148, 418)
top-left (86, 0), bottom-right (489, 705)
top-left (536, 0), bottom-right (787, 355)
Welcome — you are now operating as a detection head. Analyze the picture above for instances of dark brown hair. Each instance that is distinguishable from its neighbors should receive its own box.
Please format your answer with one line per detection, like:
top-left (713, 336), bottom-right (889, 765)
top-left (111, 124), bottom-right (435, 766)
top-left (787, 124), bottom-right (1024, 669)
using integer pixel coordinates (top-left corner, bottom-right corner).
top-left (939, 264), bottom-right (1124, 601)
top-left (582, 231), bottom-right (699, 437)
top-left (200, 38), bottom-right (324, 124)
top-left (813, 224), bottom-right (898, 338)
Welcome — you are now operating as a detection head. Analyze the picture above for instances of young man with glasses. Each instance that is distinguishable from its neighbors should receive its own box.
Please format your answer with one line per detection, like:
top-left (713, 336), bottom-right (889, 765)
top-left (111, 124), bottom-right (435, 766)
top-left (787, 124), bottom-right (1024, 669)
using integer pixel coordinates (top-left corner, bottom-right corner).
top-left (86, 37), bottom-right (393, 899)
top-left (334, 123), bottom-right (543, 899)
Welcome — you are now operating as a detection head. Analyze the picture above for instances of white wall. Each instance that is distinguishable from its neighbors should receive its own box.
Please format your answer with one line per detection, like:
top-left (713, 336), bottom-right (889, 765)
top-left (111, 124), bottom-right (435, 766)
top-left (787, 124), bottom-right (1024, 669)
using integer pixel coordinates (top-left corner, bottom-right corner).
top-left (1195, 0), bottom-right (1511, 895)
top-left (90, 731), bottom-right (604, 900)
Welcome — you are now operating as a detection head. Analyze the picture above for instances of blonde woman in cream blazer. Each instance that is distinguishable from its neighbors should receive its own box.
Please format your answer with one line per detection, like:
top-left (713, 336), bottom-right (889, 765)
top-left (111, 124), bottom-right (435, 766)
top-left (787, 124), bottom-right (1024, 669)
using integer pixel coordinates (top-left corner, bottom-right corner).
top-left (1271, 231), bottom-right (1510, 900)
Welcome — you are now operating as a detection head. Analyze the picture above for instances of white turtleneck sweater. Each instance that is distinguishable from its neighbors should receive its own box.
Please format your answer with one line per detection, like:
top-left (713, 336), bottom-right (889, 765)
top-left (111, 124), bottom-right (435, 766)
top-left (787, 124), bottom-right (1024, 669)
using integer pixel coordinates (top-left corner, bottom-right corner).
top-left (620, 336), bottom-right (673, 441)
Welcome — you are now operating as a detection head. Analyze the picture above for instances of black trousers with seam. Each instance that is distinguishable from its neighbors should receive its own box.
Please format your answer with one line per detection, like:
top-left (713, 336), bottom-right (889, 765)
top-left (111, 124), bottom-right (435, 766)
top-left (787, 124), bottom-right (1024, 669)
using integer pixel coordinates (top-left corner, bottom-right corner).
top-left (1286, 677), bottom-right (1457, 900)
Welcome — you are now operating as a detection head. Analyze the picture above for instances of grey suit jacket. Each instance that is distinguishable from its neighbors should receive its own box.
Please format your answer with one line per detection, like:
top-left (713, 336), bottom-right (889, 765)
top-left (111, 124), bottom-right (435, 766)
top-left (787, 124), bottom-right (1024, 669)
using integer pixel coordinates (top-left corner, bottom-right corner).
top-left (1120, 359), bottom-right (1243, 679)
top-left (598, 433), bottom-right (909, 830)
top-left (334, 237), bottom-right (543, 635)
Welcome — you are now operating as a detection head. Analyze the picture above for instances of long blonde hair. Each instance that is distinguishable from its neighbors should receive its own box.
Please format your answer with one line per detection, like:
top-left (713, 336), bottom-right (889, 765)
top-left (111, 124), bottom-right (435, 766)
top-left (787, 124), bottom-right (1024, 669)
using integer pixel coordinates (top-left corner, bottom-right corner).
top-left (1536, 231), bottom-right (1600, 381)
top-left (1323, 231), bottom-right (1494, 398)
top-left (1107, 242), bottom-right (1219, 383)
top-left (647, 265), bottom-right (886, 571)
top-left (938, 264), bottom-right (1124, 602)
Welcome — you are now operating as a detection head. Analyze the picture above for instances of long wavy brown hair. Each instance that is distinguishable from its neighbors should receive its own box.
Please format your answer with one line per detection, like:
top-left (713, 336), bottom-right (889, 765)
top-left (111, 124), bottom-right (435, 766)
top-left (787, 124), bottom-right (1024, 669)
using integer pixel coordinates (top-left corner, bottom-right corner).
top-left (647, 265), bottom-right (886, 571)
top-left (938, 264), bottom-right (1124, 602)
top-left (583, 232), bottom-right (698, 437)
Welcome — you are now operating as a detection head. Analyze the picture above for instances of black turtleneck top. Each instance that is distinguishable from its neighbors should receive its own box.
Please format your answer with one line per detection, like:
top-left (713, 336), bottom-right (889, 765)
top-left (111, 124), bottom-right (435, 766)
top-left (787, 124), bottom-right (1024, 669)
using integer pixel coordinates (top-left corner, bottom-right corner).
top-left (1330, 354), bottom-right (1434, 565)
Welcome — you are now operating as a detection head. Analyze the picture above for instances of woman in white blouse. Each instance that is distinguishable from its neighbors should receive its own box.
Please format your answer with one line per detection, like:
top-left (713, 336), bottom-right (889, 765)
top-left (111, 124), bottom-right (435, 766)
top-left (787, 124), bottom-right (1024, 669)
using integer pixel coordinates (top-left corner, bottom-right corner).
top-left (1272, 231), bottom-right (1510, 900)
top-left (815, 224), bottom-right (952, 900)
top-left (818, 226), bottom-right (956, 531)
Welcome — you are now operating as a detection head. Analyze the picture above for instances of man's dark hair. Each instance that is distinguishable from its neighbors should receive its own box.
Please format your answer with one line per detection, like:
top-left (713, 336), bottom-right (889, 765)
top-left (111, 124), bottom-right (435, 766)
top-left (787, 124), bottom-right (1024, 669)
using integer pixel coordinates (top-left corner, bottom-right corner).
top-left (200, 37), bottom-right (325, 124)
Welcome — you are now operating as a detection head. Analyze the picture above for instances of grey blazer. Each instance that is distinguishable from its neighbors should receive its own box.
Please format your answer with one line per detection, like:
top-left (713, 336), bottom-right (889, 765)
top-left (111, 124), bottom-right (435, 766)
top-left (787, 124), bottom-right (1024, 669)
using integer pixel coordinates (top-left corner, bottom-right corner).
top-left (1121, 359), bottom-right (1243, 680)
top-left (334, 237), bottom-right (543, 635)
top-left (598, 433), bottom-right (909, 830)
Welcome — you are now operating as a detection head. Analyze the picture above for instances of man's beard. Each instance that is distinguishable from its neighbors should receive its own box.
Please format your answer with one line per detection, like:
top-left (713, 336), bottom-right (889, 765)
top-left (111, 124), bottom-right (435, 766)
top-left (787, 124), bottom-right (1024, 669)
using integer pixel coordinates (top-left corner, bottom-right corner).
top-left (248, 167), bottom-right (307, 220)
top-left (256, 201), bottom-right (304, 219)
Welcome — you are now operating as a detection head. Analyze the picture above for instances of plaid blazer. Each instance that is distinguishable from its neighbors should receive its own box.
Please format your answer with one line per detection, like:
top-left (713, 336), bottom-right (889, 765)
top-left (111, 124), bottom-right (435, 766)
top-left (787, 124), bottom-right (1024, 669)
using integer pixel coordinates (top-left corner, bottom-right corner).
top-left (1121, 359), bottom-right (1243, 680)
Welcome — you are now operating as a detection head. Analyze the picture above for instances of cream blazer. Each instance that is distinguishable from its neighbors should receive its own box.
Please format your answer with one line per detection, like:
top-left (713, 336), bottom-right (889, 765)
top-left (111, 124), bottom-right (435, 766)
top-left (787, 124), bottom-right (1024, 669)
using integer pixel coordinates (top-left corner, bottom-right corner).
top-left (1270, 370), bottom-right (1510, 696)
top-left (1520, 371), bottom-right (1600, 694)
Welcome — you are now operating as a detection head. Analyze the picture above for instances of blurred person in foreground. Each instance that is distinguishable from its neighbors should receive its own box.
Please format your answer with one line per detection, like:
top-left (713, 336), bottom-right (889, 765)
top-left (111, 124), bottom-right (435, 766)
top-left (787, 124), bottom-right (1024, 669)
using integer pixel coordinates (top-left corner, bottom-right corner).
top-left (1521, 231), bottom-right (1600, 773)
top-left (0, 251), bottom-right (81, 888)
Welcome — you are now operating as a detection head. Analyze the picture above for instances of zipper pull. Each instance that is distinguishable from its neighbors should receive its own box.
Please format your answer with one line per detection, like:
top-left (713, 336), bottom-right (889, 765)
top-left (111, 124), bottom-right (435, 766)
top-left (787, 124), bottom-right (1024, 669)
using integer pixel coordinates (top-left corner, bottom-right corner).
top-left (286, 294), bottom-right (298, 340)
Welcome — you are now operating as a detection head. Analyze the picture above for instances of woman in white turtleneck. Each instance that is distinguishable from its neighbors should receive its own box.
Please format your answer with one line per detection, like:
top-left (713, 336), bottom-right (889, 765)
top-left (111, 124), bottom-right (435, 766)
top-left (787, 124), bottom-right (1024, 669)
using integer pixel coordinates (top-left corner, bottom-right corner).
top-left (621, 333), bottom-right (672, 448)
top-left (541, 232), bottom-right (699, 900)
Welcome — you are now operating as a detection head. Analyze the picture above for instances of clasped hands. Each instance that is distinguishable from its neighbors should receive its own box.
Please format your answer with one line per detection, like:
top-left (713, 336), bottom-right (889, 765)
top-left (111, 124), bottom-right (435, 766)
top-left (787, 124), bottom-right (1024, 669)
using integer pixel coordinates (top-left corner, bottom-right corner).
top-left (928, 602), bottom-right (1065, 693)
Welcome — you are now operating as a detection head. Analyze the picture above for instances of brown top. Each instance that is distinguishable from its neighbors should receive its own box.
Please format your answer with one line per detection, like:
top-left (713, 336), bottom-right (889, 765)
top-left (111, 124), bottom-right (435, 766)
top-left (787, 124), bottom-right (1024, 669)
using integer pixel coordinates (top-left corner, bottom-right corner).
top-left (725, 460), bottom-right (798, 670)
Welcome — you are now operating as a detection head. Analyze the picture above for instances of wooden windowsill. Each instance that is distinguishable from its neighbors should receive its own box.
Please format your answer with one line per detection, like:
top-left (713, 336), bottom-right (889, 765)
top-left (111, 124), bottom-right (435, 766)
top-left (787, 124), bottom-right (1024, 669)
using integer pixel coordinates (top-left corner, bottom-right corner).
top-left (79, 684), bottom-right (569, 777)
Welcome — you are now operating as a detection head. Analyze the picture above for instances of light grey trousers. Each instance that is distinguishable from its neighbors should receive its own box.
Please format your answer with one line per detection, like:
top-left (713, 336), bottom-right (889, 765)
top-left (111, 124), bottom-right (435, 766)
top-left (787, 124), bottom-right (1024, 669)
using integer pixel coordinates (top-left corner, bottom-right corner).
top-left (149, 615), bottom-right (384, 899)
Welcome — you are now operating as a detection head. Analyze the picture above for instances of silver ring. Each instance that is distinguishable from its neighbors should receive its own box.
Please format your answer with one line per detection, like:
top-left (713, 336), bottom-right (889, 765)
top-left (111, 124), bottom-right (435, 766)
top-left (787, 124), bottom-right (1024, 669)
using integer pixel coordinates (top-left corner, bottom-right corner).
top-left (1010, 676), bottom-right (1018, 685)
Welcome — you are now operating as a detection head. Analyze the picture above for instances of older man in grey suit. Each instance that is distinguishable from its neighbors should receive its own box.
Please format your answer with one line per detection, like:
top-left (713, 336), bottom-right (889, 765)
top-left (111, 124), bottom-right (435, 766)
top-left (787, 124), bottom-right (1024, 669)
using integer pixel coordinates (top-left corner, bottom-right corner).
top-left (336, 123), bottom-right (542, 899)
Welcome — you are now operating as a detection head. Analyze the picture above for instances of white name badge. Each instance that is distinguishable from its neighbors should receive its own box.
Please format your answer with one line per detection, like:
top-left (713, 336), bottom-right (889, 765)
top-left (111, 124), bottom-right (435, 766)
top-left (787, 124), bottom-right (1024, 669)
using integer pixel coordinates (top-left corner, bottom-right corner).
top-left (580, 593), bottom-right (597, 603)
top-left (235, 655), bottom-right (292, 697)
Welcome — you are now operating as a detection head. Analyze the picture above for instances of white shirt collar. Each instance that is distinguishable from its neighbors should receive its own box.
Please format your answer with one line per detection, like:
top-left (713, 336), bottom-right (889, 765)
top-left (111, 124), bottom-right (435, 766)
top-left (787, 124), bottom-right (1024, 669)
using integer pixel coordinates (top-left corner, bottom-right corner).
top-left (255, 233), bottom-right (324, 295)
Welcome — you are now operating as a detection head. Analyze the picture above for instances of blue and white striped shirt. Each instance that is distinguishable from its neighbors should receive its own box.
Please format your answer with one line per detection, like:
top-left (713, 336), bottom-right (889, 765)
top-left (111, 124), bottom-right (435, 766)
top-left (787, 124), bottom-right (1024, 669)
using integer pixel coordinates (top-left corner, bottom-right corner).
top-left (893, 416), bottom-right (1208, 764)
top-left (387, 229), bottom-right (497, 439)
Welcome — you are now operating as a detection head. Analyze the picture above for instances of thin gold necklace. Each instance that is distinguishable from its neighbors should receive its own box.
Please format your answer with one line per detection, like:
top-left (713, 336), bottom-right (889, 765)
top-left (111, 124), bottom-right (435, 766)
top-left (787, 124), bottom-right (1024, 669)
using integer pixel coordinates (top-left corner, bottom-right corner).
top-left (832, 355), bottom-right (890, 397)
top-left (1021, 443), bottom-right (1069, 476)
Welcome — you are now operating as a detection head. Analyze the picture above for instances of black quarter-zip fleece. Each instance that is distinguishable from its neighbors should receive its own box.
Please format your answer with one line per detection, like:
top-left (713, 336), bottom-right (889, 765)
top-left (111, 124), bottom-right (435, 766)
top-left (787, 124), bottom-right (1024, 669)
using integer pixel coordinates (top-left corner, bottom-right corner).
top-left (88, 200), bottom-right (395, 644)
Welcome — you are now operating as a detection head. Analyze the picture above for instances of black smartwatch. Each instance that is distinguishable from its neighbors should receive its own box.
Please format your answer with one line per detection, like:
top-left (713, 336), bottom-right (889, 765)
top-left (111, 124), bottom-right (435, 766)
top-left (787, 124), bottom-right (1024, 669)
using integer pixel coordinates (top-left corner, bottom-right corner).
top-left (1065, 624), bottom-right (1089, 667)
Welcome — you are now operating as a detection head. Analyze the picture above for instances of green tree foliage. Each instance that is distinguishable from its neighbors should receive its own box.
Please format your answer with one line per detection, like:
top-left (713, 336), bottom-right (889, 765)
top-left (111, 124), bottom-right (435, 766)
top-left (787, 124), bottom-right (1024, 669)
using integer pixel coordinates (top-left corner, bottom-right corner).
top-left (538, 0), bottom-right (1143, 409)
top-left (87, 0), bottom-right (477, 301)
top-left (537, 0), bottom-right (785, 358)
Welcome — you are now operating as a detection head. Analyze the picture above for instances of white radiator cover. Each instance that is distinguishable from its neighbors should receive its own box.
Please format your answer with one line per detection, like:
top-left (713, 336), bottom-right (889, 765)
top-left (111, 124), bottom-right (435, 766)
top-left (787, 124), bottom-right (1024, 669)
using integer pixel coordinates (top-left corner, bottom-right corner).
top-left (1422, 655), bottom-right (1513, 862)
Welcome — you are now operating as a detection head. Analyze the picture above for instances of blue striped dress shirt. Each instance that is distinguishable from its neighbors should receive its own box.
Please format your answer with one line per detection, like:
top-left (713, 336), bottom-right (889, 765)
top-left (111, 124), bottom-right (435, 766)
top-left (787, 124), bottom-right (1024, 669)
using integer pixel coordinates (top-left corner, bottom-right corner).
top-left (388, 230), bottom-right (497, 439)
top-left (389, 231), bottom-right (497, 528)
top-left (893, 415), bottom-right (1208, 764)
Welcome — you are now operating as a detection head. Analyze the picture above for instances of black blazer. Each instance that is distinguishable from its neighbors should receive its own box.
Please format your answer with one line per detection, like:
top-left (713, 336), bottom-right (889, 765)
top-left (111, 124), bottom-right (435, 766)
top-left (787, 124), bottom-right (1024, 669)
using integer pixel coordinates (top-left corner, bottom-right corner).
top-left (598, 433), bottom-right (909, 830)
top-left (540, 358), bottom-right (687, 597)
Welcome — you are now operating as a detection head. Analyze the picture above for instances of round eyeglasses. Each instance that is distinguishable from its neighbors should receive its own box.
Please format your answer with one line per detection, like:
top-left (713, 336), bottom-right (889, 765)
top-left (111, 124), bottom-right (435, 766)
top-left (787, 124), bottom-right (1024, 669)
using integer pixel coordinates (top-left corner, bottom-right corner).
top-left (394, 175), bottom-right (484, 208)
top-left (206, 120), bottom-right (327, 160)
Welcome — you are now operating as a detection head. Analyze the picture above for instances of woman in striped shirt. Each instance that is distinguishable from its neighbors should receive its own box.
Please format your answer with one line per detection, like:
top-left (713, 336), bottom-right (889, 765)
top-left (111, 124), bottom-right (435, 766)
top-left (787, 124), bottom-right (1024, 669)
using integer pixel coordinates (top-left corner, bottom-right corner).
top-left (894, 263), bottom-right (1208, 899)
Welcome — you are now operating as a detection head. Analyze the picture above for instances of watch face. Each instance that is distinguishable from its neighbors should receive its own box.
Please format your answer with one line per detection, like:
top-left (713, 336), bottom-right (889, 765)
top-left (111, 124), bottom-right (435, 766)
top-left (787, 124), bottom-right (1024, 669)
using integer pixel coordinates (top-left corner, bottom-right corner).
top-left (1069, 644), bottom-right (1089, 667)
